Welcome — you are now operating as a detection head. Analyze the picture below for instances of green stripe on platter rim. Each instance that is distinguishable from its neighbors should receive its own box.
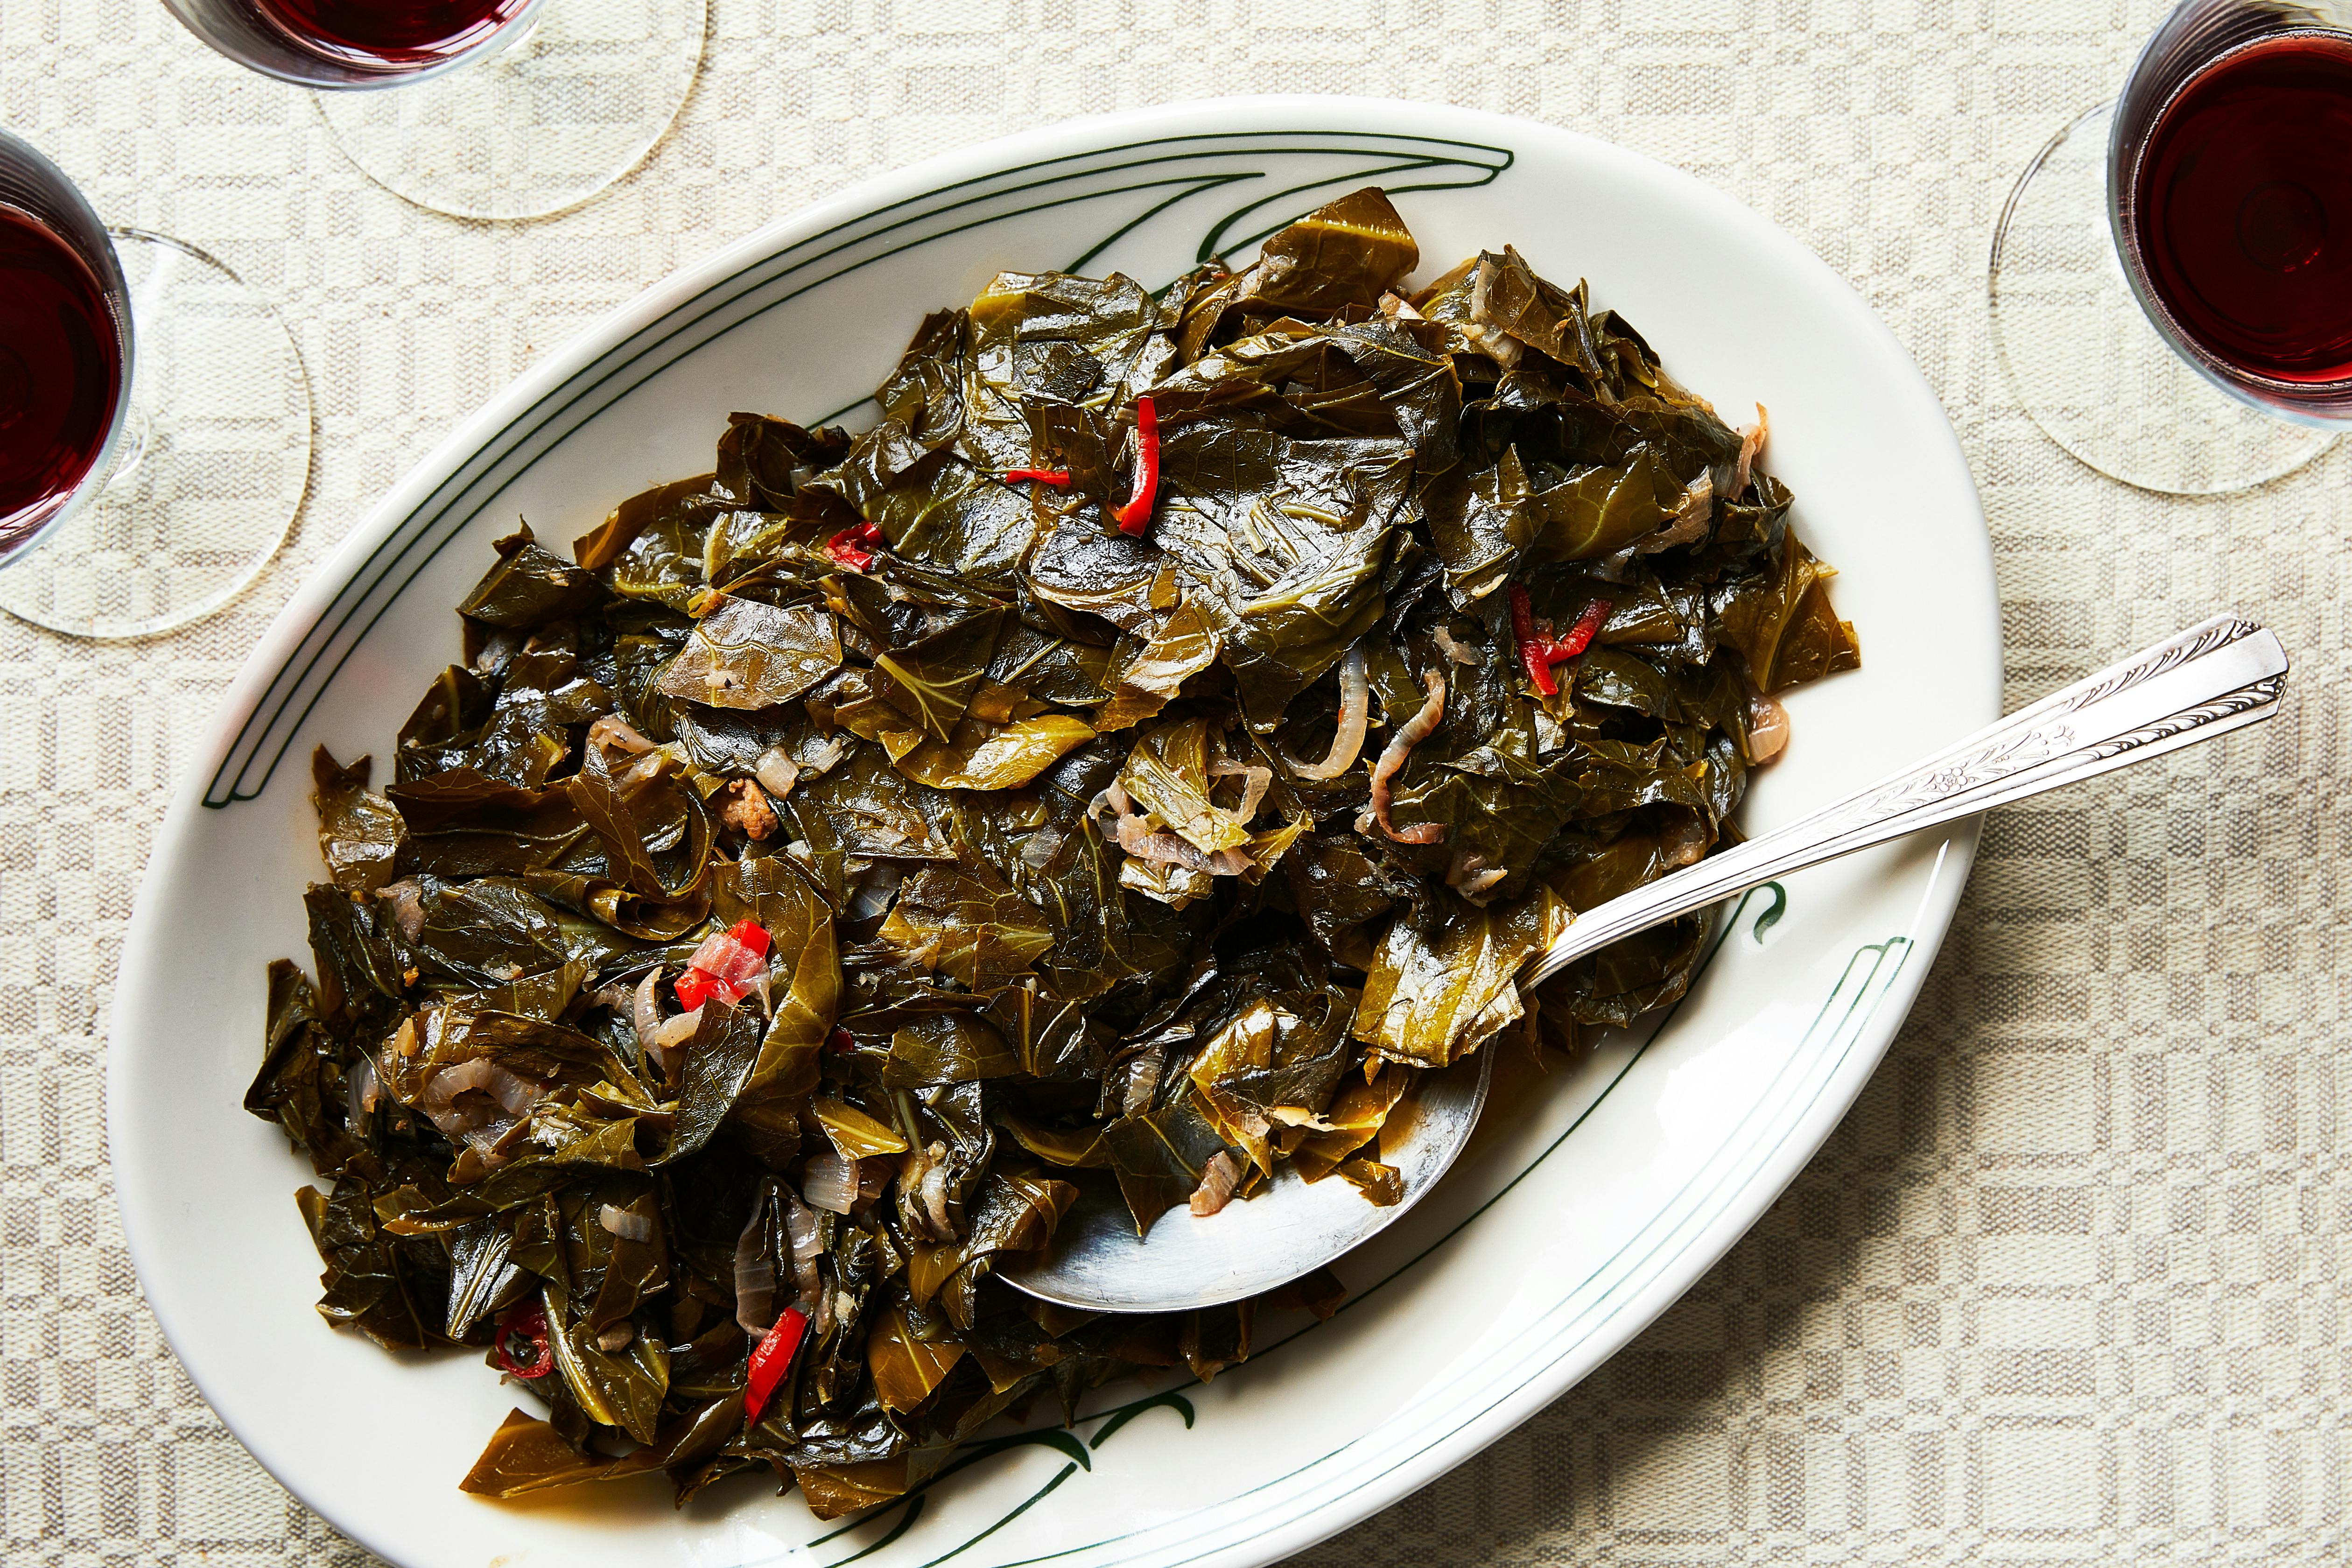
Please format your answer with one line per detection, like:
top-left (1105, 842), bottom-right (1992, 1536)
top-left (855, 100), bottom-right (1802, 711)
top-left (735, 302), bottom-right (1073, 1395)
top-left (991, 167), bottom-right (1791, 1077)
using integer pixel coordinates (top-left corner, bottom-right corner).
top-left (202, 129), bottom-right (1511, 808)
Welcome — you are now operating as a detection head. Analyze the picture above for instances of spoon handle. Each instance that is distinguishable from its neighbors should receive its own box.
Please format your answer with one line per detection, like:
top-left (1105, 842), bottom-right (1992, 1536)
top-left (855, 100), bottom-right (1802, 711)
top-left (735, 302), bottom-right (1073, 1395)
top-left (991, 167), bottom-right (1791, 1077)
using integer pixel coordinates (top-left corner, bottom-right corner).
top-left (1523, 615), bottom-right (2289, 989)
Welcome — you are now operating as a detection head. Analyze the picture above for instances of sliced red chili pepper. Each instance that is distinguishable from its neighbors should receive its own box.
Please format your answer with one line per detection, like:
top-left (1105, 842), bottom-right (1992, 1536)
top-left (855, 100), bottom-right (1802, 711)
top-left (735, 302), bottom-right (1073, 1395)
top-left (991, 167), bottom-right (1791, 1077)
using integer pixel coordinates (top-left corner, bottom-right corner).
top-left (827, 1027), bottom-right (855, 1053)
top-left (1003, 468), bottom-right (1072, 486)
top-left (1114, 396), bottom-right (1159, 537)
top-left (1547, 597), bottom-right (1611, 663)
top-left (674, 967), bottom-right (716, 1012)
top-left (743, 1305), bottom-right (809, 1427)
top-left (726, 918), bottom-right (771, 958)
top-left (824, 521), bottom-right (885, 571)
top-left (1511, 585), bottom-right (1613, 697)
top-left (493, 1297), bottom-right (553, 1379)
top-left (1509, 583), bottom-right (1557, 696)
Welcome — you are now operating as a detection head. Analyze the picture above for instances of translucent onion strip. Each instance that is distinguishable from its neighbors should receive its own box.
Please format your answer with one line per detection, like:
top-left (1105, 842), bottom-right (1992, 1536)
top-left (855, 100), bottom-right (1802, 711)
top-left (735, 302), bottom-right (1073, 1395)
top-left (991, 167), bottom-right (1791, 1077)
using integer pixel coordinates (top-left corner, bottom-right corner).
top-left (1283, 645), bottom-right (1369, 780)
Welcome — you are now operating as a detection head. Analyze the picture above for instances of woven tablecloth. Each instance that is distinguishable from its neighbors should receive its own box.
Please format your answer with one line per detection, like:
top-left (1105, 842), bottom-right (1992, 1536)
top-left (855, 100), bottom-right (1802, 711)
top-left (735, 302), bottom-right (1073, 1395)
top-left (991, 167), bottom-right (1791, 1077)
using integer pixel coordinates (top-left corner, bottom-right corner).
top-left (9, 1), bottom-right (2349, 1562)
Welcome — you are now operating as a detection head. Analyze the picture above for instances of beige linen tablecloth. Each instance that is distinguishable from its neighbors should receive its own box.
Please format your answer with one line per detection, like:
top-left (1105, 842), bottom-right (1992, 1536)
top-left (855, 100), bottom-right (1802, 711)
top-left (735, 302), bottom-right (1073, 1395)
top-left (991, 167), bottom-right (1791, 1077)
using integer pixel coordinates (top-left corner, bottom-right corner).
top-left (8, 2), bottom-right (2347, 1561)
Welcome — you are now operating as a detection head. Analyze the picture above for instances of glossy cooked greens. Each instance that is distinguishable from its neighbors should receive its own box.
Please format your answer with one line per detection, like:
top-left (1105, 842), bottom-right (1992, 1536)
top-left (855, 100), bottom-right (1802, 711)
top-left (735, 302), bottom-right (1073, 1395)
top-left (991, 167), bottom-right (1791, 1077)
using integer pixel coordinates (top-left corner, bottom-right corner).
top-left (250, 188), bottom-right (1856, 1516)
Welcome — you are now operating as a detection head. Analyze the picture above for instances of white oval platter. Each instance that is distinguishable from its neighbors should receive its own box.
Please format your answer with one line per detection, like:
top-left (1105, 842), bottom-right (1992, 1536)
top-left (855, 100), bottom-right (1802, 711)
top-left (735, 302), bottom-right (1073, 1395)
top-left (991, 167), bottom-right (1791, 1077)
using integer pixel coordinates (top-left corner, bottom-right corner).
top-left (111, 95), bottom-right (1999, 1568)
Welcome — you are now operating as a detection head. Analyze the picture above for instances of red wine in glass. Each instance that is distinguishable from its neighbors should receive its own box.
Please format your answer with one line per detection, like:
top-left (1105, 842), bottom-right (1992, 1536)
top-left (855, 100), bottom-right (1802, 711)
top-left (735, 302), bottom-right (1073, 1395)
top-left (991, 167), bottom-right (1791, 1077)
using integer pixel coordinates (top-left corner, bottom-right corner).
top-left (2130, 30), bottom-right (2352, 387)
top-left (249, 0), bottom-right (534, 70)
top-left (0, 204), bottom-right (124, 542)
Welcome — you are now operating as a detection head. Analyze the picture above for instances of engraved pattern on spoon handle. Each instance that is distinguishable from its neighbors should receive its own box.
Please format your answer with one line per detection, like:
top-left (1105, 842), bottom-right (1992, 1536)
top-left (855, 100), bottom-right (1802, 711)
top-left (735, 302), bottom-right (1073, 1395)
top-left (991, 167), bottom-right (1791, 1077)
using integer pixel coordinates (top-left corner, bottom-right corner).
top-left (1523, 621), bottom-right (2289, 989)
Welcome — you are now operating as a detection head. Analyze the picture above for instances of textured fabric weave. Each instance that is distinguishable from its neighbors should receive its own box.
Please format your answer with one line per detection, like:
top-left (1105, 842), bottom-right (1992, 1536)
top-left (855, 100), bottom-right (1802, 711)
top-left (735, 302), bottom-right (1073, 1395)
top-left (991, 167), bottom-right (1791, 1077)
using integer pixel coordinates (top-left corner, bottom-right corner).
top-left (7, 1), bottom-right (2347, 1562)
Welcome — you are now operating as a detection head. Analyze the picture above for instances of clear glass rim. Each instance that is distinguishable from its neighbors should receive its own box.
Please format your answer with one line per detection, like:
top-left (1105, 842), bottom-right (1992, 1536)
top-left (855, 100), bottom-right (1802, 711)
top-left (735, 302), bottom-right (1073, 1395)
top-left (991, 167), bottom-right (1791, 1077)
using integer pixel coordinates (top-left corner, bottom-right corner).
top-left (0, 127), bottom-right (136, 568)
top-left (157, 0), bottom-right (551, 92)
top-left (2106, 0), bottom-right (2352, 427)
top-left (0, 227), bottom-right (314, 642)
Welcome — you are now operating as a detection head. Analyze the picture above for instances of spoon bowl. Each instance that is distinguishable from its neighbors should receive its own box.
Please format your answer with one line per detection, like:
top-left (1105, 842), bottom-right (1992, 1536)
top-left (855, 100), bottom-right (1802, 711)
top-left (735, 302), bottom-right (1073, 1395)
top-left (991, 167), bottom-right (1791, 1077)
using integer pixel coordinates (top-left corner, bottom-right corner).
top-left (1003, 1051), bottom-right (1493, 1314)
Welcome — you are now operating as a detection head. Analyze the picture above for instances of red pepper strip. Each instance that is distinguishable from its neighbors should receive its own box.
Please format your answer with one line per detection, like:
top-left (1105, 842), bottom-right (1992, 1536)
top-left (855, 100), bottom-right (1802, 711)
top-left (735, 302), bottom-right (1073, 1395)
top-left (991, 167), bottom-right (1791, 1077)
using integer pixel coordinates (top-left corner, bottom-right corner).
top-left (1114, 397), bottom-right (1160, 536)
top-left (1510, 586), bottom-right (1614, 696)
top-left (824, 521), bottom-right (885, 571)
top-left (743, 1305), bottom-right (809, 1427)
top-left (1003, 469), bottom-right (1072, 486)
top-left (726, 918), bottom-right (771, 958)
top-left (493, 1298), bottom-right (553, 1379)
top-left (827, 1027), bottom-right (855, 1053)
top-left (1547, 597), bottom-right (1611, 662)
top-left (1509, 584), bottom-right (1557, 696)
top-left (674, 967), bottom-right (716, 1012)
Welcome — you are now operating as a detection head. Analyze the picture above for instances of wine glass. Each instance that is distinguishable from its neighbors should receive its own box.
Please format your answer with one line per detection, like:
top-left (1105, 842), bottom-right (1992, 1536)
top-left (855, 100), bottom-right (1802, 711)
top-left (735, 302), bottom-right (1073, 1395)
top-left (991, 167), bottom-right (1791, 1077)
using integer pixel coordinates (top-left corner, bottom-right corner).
top-left (161, 0), bottom-right (706, 222)
top-left (0, 128), bottom-right (310, 639)
top-left (1988, 0), bottom-right (2352, 494)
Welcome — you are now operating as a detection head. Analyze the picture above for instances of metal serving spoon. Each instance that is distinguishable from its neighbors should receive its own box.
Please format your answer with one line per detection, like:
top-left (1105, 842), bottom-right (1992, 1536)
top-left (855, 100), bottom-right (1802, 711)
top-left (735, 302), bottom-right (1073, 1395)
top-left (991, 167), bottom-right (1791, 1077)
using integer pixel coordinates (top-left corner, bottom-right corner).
top-left (1003, 615), bottom-right (2289, 1314)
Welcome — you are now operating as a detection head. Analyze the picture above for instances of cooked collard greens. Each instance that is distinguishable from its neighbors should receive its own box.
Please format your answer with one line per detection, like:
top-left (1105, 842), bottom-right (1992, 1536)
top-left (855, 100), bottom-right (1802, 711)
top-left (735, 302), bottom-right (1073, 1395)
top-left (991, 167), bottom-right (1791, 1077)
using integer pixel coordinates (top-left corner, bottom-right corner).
top-left (250, 188), bottom-right (1856, 1514)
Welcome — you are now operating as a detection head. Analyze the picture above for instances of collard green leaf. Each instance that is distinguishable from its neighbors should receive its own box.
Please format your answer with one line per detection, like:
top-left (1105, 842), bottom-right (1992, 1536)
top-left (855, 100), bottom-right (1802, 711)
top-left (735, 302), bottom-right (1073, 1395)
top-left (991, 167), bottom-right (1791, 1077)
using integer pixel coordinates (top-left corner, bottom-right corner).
top-left (712, 854), bottom-right (839, 1167)
top-left (459, 522), bottom-right (608, 630)
top-left (875, 864), bottom-right (1053, 992)
top-left (1101, 1090), bottom-right (1233, 1236)
top-left (654, 596), bottom-right (842, 711)
top-left (297, 1178), bottom-right (445, 1351)
top-left (1354, 887), bottom-right (1570, 1069)
top-left (1235, 187), bottom-right (1418, 317)
top-left (311, 748), bottom-right (404, 896)
top-left (1093, 596), bottom-right (1219, 732)
top-left (661, 1001), bottom-right (767, 1165)
top-left (893, 710), bottom-right (1094, 792)
top-left (1716, 522), bottom-right (1861, 692)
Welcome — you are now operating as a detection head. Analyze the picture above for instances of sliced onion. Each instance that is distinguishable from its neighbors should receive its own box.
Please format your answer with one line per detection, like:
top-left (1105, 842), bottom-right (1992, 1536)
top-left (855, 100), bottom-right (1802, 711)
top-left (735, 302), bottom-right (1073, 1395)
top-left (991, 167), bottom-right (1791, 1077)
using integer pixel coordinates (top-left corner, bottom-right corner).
top-left (376, 879), bottom-right (426, 943)
top-left (654, 1006), bottom-right (703, 1054)
top-left (733, 1189), bottom-right (775, 1336)
top-left (1281, 644), bottom-right (1369, 780)
top-left (587, 713), bottom-right (657, 760)
top-left (1749, 691), bottom-right (1790, 764)
top-left (802, 1152), bottom-right (860, 1215)
top-left (1120, 819), bottom-right (1223, 875)
top-left (1189, 1151), bottom-right (1241, 1217)
top-left (1662, 812), bottom-right (1710, 870)
top-left (471, 628), bottom-right (521, 674)
top-left (846, 862), bottom-right (903, 922)
top-left (631, 970), bottom-right (663, 1056)
top-left (755, 745), bottom-right (800, 801)
top-left (1431, 626), bottom-right (1482, 666)
top-left (1121, 1051), bottom-right (1162, 1116)
top-left (802, 736), bottom-right (848, 778)
top-left (1368, 669), bottom-right (1448, 845)
top-left (615, 747), bottom-right (673, 793)
top-left (599, 1203), bottom-right (654, 1243)
top-left (1637, 468), bottom-right (1712, 555)
top-left (345, 1054), bottom-right (380, 1125)
top-left (419, 1057), bottom-right (497, 1114)
top-left (1733, 404), bottom-right (1769, 498)
top-left (490, 1068), bottom-right (541, 1118)
top-left (781, 1188), bottom-right (828, 1332)
top-left (1465, 257), bottom-right (1525, 367)
top-left (917, 1157), bottom-right (955, 1241)
top-left (461, 1117), bottom-right (519, 1166)
top-left (1020, 824), bottom-right (1065, 869)
top-left (1211, 758), bottom-right (1272, 826)
top-left (1446, 850), bottom-right (1507, 905)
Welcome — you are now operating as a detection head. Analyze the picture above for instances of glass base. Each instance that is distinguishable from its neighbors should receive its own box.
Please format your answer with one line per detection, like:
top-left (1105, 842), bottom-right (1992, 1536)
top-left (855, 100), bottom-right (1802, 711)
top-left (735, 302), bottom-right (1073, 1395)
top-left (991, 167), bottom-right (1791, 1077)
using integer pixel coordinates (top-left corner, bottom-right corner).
top-left (315, 0), bottom-right (706, 221)
top-left (0, 231), bottom-right (311, 639)
top-left (1988, 101), bottom-right (2334, 495)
